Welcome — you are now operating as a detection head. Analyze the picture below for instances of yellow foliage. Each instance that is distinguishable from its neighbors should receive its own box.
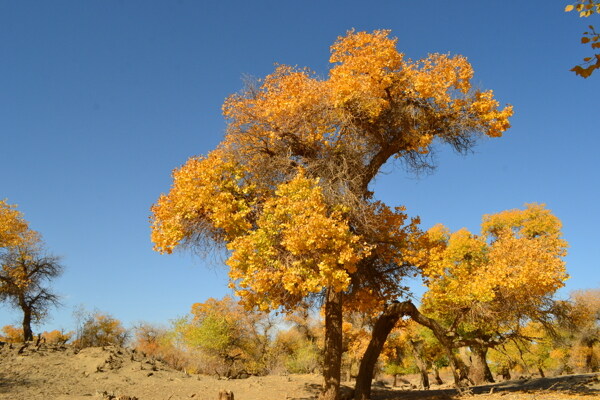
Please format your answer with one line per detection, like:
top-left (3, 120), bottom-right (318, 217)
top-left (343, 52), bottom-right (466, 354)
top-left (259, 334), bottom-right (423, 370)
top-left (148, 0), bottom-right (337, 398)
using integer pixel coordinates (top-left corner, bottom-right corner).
top-left (42, 329), bottom-right (73, 344)
top-left (227, 173), bottom-right (371, 310)
top-left (0, 325), bottom-right (24, 343)
top-left (151, 30), bottom-right (512, 313)
top-left (420, 204), bottom-right (568, 328)
top-left (0, 200), bottom-right (30, 249)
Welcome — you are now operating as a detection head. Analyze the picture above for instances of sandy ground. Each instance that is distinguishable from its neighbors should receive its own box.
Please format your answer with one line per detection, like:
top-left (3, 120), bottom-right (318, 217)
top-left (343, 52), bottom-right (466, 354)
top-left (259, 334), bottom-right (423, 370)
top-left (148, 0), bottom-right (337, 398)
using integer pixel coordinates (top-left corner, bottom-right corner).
top-left (1, 342), bottom-right (599, 400)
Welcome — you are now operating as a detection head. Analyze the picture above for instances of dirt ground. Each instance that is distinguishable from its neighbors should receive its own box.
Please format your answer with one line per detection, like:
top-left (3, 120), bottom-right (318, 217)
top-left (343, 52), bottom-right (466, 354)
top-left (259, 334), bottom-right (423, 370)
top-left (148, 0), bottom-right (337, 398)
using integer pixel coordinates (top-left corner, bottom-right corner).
top-left (1, 342), bottom-right (598, 400)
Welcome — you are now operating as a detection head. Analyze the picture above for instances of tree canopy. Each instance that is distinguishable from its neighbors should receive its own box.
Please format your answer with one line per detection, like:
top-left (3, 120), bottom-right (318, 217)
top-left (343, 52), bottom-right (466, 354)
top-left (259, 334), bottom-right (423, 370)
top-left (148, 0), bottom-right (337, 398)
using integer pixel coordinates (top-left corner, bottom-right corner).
top-left (151, 29), bottom-right (512, 400)
top-left (415, 203), bottom-right (568, 383)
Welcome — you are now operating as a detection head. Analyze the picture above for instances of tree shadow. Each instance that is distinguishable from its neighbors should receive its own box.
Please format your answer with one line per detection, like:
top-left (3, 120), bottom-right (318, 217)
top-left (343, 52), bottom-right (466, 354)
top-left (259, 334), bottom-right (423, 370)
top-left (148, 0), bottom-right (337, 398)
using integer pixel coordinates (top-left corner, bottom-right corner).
top-left (371, 373), bottom-right (600, 399)
top-left (291, 382), bottom-right (356, 400)
top-left (286, 382), bottom-right (321, 400)
top-left (0, 373), bottom-right (32, 394)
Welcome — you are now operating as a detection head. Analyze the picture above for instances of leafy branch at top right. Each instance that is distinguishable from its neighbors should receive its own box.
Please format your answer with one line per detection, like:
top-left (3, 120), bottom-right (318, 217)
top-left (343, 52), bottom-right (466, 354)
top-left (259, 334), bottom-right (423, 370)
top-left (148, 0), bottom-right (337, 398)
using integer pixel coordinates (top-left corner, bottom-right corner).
top-left (566, 0), bottom-right (600, 78)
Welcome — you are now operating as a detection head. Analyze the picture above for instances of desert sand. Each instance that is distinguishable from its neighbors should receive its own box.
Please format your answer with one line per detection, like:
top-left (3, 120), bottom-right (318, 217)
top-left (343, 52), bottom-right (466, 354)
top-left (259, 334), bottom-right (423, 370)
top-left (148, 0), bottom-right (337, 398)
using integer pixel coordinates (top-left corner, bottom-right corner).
top-left (1, 342), bottom-right (598, 400)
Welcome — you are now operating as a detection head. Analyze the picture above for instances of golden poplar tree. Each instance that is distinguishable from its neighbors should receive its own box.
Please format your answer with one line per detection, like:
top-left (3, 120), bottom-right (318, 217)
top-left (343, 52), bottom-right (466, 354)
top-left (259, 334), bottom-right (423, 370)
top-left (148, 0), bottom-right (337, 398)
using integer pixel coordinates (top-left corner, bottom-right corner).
top-left (0, 201), bottom-right (63, 342)
top-left (151, 30), bottom-right (512, 400)
top-left (418, 204), bottom-right (568, 383)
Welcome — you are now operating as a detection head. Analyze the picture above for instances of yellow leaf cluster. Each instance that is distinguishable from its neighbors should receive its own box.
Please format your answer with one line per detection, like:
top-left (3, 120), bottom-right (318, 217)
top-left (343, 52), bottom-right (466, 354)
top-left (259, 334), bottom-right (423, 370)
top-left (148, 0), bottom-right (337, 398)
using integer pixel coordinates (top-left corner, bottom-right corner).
top-left (420, 204), bottom-right (568, 323)
top-left (0, 200), bottom-right (30, 249)
top-left (227, 173), bottom-right (371, 311)
top-left (150, 149), bottom-right (256, 253)
top-left (566, 0), bottom-right (600, 17)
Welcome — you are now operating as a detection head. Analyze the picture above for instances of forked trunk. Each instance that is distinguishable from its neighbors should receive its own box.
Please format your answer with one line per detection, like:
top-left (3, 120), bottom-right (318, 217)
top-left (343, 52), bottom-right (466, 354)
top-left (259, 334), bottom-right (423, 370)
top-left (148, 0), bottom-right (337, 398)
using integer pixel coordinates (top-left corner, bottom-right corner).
top-left (354, 303), bottom-right (408, 400)
top-left (321, 289), bottom-right (343, 400)
top-left (444, 346), bottom-right (471, 386)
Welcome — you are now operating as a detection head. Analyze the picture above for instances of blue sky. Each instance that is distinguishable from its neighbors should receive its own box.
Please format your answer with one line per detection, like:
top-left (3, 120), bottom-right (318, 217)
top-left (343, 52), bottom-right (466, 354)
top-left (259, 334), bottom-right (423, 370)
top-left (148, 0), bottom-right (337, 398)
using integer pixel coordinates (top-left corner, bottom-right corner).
top-left (1, 1), bottom-right (598, 333)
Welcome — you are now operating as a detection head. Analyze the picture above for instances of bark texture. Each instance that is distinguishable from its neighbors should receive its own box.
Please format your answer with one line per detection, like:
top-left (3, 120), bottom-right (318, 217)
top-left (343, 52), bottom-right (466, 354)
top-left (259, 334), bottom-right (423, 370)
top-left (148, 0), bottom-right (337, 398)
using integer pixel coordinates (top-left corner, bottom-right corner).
top-left (321, 289), bottom-right (343, 400)
top-left (470, 344), bottom-right (494, 384)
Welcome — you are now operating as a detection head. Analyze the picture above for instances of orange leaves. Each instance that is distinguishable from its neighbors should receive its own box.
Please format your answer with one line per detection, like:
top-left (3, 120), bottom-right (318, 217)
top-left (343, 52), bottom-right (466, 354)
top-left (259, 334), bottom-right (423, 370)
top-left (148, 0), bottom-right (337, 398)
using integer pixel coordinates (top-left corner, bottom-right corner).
top-left (223, 65), bottom-right (334, 150)
top-left (150, 150), bottom-right (256, 254)
top-left (329, 29), bottom-right (403, 120)
top-left (0, 325), bottom-right (24, 343)
top-left (469, 91), bottom-right (514, 138)
top-left (0, 200), bottom-right (30, 249)
top-left (151, 29), bottom-right (513, 315)
top-left (566, 0), bottom-right (600, 17)
top-left (566, 1), bottom-right (600, 77)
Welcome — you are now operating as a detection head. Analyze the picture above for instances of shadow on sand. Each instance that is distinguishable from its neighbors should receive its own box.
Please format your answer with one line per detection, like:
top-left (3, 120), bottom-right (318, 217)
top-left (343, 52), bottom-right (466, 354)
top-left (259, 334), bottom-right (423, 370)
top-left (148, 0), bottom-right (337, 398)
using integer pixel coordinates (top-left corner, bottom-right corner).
top-left (370, 373), bottom-right (600, 399)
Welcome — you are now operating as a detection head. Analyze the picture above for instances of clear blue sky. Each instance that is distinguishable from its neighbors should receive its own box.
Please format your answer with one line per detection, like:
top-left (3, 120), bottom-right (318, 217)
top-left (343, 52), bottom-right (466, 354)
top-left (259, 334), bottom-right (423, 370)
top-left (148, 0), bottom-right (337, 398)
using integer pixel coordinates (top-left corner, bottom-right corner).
top-left (1, 1), bottom-right (598, 333)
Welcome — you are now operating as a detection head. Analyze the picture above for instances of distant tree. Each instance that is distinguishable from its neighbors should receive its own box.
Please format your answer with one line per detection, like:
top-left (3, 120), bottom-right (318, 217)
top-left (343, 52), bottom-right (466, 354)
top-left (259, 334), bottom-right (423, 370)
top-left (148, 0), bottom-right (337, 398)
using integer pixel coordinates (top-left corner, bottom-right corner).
top-left (273, 305), bottom-right (323, 374)
top-left (0, 324), bottom-right (24, 343)
top-left (566, 1), bottom-right (600, 77)
top-left (41, 329), bottom-right (73, 345)
top-left (0, 231), bottom-right (63, 341)
top-left (74, 310), bottom-right (129, 348)
top-left (418, 204), bottom-right (568, 384)
top-left (341, 312), bottom-right (372, 382)
top-left (565, 289), bottom-right (600, 372)
top-left (274, 328), bottom-right (322, 374)
top-left (177, 296), bottom-right (275, 376)
top-left (150, 29), bottom-right (513, 400)
top-left (132, 322), bottom-right (193, 371)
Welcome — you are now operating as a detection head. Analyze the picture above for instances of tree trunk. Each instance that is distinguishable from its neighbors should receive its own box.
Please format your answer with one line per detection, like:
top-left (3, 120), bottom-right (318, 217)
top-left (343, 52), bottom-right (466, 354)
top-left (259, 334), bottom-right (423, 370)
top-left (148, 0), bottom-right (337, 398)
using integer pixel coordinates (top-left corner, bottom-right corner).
top-left (354, 303), bottom-right (405, 400)
top-left (433, 365), bottom-right (443, 385)
top-left (20, 297), bottom-right (33, 342)
top-left (401, 303), bottom-right (471, 387)
top-left (354, 300), bottom-right (474, 399)
top-left (537, 366), bottom-right (545, 378)
top-left (321, 289), bottom-right (343, 400)
top-left (409, 340), bottom-right (430, 390)
top-left (346, 359), bottom-right (353, 382)
top-left (470, 345), bottom-right (494, 384)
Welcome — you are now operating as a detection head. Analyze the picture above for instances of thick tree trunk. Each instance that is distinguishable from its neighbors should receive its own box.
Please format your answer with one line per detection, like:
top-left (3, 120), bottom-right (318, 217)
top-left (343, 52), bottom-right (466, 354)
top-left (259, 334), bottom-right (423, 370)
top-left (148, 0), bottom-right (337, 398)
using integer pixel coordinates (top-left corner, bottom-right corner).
top-left (20, 298), bottom-right (33, 342)
top-left (469, 344), bottom-right (494, 384)
top-left (409, 340), bottom-right (430, 390)
top-left (354, 300), bottom-right (476, 400)
top-left (354, 304), bottom-right (404, 400)
top-left (321, 289), bottom-right (343, 400)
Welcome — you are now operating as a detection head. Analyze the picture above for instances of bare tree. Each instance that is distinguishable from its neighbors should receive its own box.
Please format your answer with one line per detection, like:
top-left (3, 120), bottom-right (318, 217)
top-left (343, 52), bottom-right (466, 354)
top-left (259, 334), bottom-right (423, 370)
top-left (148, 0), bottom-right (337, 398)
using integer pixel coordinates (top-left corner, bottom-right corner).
top-left (0, 235), bottom-right (63, 341)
